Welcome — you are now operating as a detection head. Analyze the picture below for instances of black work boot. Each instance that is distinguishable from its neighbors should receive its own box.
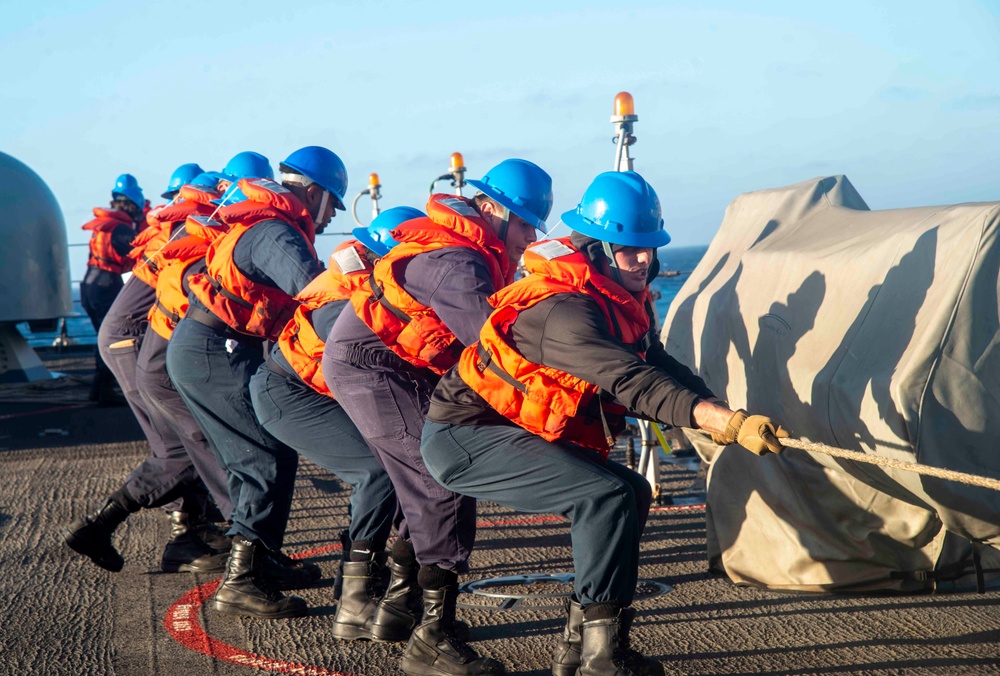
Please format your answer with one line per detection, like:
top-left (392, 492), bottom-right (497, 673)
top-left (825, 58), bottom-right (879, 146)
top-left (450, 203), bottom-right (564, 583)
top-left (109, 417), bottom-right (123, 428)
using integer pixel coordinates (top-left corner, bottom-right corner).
top-left (61, 498), bottom-right (131, 572)
top-left (331, 552), bottom-right (387, 640)
top-left (209, 535), bottom-right (308, 619)
top-left (400, 585), bottom-right (505, 676)
top-left (160, 512), bottom-right (229, 574)
top-left (331, 529), bottom-right (350, 601)
top-left (263, 547), bottom-right (322, 590)
top-left (579, 607), bottom-right (664, 676)
top-left (551, 597), bottom-right (584, 676)
top-left (194, 520), bottom-right (233, 554)
top-left (371, 559), bottom-right (423, 642)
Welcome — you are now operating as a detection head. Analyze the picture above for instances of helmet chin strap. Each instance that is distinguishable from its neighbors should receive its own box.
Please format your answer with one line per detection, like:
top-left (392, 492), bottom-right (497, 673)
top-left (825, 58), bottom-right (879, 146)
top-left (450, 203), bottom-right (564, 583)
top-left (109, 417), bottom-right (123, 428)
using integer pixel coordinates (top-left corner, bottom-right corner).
top-left (314, 189), bottom-right (330, 226)
top-left (497, 205), bottom-right (511, 245)
top-left (601, 240), bottom-right (623, 285)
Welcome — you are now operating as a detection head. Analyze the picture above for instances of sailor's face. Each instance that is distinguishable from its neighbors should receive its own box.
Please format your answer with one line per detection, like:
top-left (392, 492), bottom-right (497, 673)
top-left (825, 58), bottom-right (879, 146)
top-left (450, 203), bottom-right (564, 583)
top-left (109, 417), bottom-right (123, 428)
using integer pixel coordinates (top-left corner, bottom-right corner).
top-left (504, 214), bottom-right (537, 263)
top-left (113, 196), bottom-right (141, 219)
top-left (612, 245), bottom-right (653, 292)
top-left (311, 186), bottom-right (336, 233)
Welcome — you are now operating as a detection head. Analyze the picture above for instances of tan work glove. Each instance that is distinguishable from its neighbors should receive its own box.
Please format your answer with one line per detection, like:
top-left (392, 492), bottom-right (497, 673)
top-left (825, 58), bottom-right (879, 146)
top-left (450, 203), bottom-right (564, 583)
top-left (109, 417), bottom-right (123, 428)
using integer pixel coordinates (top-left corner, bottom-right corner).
top-left (711, 409), bottom-right (788, 455)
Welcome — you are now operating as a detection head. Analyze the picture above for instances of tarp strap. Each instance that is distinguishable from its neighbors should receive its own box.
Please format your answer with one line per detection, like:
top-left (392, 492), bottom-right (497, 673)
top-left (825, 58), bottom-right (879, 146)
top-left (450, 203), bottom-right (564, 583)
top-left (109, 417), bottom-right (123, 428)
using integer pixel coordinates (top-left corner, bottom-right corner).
top-left (890, 557), bottom-right (999, 591)
top-left (973, 540), bottom-right (986, 594)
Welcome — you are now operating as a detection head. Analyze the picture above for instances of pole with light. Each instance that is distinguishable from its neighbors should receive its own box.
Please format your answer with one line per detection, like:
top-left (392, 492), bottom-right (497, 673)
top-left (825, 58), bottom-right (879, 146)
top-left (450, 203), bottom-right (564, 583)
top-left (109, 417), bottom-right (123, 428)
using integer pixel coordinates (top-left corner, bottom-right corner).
top-left (611, 91), bottom-right (668, 499)
top-left (351, 173), bottom-right (382, 227)
top-left (611, 92), bottom-right (638, 172)
top-left (429, 152), bottom-right (467, 196)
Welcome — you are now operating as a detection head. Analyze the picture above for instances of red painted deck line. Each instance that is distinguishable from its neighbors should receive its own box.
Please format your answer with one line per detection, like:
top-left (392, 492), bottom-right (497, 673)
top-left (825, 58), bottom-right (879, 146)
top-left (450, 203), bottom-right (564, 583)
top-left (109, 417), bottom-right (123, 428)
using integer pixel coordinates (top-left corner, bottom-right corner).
top-left (164, 542), bottom-right (357, 676)
top-left (165, 503), bottom-right (705, 672)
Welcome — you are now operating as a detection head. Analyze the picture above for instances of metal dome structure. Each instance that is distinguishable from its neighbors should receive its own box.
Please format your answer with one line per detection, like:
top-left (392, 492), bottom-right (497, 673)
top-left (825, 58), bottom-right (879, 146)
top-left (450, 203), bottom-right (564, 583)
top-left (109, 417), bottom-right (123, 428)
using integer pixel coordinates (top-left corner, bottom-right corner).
top-left (0, 151), bottom-right (72, 382)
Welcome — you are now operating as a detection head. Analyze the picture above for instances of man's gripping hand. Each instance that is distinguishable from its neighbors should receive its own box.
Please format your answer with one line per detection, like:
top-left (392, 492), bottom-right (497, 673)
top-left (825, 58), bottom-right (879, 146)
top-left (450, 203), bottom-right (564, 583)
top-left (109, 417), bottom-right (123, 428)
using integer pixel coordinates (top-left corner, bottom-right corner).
top-left (711, 409), bottom-right (788, 455)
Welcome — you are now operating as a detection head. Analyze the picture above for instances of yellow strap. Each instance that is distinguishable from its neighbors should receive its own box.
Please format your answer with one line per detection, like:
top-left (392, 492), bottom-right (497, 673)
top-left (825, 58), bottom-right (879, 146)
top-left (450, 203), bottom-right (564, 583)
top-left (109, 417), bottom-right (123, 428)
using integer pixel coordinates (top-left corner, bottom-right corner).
top-left (651, 422), bottom-right (671, 455)
top-left (109, 338), bottom-right (136, 349)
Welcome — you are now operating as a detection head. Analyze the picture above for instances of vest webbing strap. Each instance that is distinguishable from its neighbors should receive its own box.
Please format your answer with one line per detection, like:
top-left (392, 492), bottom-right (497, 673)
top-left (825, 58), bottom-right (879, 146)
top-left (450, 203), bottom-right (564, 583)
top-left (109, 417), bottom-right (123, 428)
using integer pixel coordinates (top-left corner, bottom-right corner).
top-left (155, 298), bottom-right (181, 324)
top-left (290, 323), bottom-right (322, 365)
top-left (477, 343), bottom-right (615, 449)
top-left (596, 392), bottom-right (615, 450)
top-left (632, 332), bottom-right (653, 354)
top-left (367, 270), bottom-right (412, 325)
top-left (208, 274), bottom-right (254, 310)
top-left (142, 254), bottom-right (159, 273)
top-left (475, 345), bottom-right (527, 394)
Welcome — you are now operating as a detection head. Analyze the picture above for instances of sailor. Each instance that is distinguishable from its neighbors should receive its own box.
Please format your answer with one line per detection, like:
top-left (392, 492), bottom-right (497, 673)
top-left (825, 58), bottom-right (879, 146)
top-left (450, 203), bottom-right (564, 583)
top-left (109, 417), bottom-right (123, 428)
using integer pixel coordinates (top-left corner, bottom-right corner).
top-left (63, 156), bottom-right (273, 575)
top-left (166, 146), bottom-right (346, 619)
top-left (160, 163), bottom-right (205, 202)
top-left (79, 173), bottom-right (145, 403)
top-left (248, 206), bottom-right (424, 640)
top-left (323, 158), bottom-right (552, 674)
top-left (420, 171), bottom-right (787, 676)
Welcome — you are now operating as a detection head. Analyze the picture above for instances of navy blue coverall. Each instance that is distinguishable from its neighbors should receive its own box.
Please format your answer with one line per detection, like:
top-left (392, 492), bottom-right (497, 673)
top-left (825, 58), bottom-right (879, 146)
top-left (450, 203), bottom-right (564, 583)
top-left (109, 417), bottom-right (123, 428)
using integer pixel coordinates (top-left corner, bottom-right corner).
top-left (82, 220), bottom-right (135, 398)
top-left (249, 300), bottom-right (399, 550)
top-left (166, 220), bottom-right (323, 552)
top-left (421, 287), bottom-right (715, 606)
top-left (97, 273), bottom-right (217, 517)
top-left (322, 247), bottom-right (498, 573)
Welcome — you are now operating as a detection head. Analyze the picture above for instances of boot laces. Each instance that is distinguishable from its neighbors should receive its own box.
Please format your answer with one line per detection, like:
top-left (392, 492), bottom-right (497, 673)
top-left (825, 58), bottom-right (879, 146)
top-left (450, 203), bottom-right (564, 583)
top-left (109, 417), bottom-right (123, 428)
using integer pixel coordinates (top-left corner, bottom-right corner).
top-left (443, 625), bottom-right (478, 661)
top-left (255, 571), bottom-right (283, 600)
top-left (617, 646), bottom-right (655, 673)
top-left (272, 549), bottom-right (301, 568)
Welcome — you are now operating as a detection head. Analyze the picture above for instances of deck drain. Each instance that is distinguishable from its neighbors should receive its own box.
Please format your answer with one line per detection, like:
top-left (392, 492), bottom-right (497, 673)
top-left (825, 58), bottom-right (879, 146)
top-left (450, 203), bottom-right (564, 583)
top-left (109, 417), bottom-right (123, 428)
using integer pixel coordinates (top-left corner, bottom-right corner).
top-left (458, 572), bottom-right (671, 611)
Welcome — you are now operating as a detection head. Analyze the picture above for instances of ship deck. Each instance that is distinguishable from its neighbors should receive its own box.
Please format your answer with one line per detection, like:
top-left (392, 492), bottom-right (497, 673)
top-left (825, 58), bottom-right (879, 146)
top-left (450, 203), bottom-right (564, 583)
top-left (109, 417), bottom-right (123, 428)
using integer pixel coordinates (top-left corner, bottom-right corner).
top-left (2, 349), bottom-right (999, 675)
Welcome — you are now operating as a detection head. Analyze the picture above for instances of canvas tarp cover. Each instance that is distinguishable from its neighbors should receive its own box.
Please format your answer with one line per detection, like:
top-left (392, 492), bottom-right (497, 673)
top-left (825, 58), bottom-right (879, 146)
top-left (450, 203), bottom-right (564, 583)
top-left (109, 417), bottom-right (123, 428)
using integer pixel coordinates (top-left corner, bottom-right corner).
top-left (660, 175), bottom-right (1000, 592)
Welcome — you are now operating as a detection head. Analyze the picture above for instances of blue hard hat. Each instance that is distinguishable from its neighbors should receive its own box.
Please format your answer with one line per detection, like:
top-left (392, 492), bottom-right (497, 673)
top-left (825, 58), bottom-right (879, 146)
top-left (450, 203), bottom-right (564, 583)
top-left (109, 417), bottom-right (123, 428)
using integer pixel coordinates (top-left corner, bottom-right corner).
top-left (561, 171), bottom-right (670, 248)
top-left (280, 146), bottom-right (349, 210)
top-left (466, 159), bottom-right (553, 233)
top-left (190, 171), bottom-right (226, 189)
top-left (111, 173), bottom-right (144, 208)
top-left (162, 163), bottom-right (205, 199)
top-left (222, 151), bottom-right (274, 182)
top-left (353, 206), bottom-right (425, 257)
top-left (210, 152), bottom-right (274, 206)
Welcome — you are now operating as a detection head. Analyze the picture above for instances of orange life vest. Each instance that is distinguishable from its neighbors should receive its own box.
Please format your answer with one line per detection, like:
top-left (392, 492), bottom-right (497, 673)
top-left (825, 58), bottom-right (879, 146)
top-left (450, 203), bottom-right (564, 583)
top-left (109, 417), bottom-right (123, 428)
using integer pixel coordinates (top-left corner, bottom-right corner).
top-left (350, 194), bottom-right (512, 374)
top-left (457, 237), bottom-right (654, 460)
top-left (146, 216), bottom-right (229, 339)
top-left (277, 240), bottom-right (373, 397)
top-left (129, 185), bottom-right (221, 287)
top-left (82, 208), bottom-right (136, 274)
top-left (137, 200), bottom-right (154, 233)
top-left (187, 178), bottom-right (318, 340)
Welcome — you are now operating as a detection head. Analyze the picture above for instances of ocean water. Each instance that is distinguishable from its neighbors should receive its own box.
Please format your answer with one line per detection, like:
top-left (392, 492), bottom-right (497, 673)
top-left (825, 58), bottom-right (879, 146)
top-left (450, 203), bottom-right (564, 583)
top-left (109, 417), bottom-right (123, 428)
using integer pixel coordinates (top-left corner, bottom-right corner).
top-left (19, 245), bottom-right (710, 347)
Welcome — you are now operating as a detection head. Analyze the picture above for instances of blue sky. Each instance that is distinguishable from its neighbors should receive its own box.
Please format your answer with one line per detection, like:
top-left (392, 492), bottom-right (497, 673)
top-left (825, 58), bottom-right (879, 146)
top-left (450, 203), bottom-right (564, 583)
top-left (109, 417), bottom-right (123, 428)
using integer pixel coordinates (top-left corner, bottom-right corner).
top-left (2, 0), bottom-right (998, 275)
